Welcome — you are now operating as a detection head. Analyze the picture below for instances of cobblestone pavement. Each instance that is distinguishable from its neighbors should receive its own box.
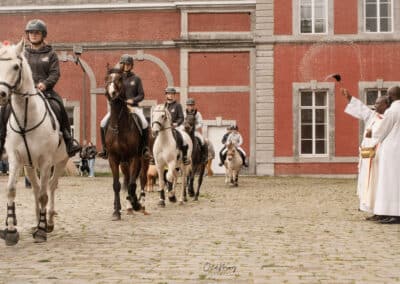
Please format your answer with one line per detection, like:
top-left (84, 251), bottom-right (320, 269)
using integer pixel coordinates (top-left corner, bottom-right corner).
top-left (0, 175), bottom-right (399, 283)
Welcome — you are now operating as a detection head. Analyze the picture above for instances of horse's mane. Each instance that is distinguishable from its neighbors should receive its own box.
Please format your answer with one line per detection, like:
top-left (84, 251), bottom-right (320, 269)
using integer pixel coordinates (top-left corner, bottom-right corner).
top-left (107, 67), bottom-right (123, 75)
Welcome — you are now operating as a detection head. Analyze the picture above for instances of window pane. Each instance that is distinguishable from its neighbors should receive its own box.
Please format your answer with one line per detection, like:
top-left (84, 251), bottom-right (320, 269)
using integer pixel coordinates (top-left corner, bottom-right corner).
top-left (301, 125), bottom-right (312, 139)
top-left (315, 19), bottom-right (326, 33)
top-left (315, 91), bottom-right (327, 106)
top-left (301, 6), bottom-right (312, 19)
top-left (301, 92), bottom-right (312, 106)
top-left (366, 18), bottom-right (377, 32)
top-left (301, 109), bottom-right (312, 123)
top-left (315, 109), bottom-right (325, 123)
top-left (366, 0), bottom-right (376, 3)
top-left (380, 3), bottom-right (390, 17)
top-left (315, 124), bottom-right (326, 139)
top-left (301, 140), bottom-right (312, 154)
top-left (366, 90), bottom-right (378, 105)
top-left (301, 19), bottom-right (312, 33)
top-left (381, 89), bottom-right (387, 96)
top-left (315, 140), bottom-right (326, 154)
top-left (315, 6), bottom-right (325, 18)
top-left (380, 18), bottom-right (391, 32)
top-left (366, 4), bottom-right (377, 17)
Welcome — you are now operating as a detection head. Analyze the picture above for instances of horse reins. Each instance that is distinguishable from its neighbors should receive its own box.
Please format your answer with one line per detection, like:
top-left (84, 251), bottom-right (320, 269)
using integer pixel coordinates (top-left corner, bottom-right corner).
top-left (151, 109), bottom-right (171, 132)
top-left (0, 56), bottom-right (24, 95)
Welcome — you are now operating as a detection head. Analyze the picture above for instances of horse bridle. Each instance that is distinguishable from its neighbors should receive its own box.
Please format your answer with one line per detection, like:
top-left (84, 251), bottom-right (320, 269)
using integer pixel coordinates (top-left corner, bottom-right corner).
top-left (0, 56), bottom-right (23, 95)
top-left (151, 109), bottom-right (171, 131)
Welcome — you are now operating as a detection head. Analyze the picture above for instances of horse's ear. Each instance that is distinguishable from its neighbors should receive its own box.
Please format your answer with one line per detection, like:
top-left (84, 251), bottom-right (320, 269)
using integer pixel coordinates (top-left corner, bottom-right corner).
top-left (164, 102), bottom-right (168, 109)
top-left (15, 39), bottom-right (24, 55)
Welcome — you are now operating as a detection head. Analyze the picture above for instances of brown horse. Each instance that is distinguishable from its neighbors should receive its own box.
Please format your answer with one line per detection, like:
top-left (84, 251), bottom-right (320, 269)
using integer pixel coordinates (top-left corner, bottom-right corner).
top-left (104, 67), bottom-right (148, 220)
top-left (183, 110), bottom-right (207, 201)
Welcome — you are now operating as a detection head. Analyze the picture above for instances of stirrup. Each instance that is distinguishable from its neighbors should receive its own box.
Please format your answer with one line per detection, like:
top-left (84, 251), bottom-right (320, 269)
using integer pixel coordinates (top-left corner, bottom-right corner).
top-left (98, 151), bottom-right (108, 159)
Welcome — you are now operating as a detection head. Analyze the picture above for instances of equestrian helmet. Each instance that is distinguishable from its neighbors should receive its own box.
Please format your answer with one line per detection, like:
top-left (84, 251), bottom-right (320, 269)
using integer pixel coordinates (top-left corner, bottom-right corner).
top-left (186, 98), bottom-right (195, 105)
top-left (119, 54), bottom-right (134, 65)
top-left (25, 19), bottom-right (47, 37)
top-left (165, 87), bottom-right (177, 94)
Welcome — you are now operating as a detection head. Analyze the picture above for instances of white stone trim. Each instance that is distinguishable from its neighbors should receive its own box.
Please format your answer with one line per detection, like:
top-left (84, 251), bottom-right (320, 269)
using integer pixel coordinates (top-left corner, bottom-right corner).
top-left (275, 156), bottom-right (358, 163)
top-left (65, 100), bottom-right (80, 143)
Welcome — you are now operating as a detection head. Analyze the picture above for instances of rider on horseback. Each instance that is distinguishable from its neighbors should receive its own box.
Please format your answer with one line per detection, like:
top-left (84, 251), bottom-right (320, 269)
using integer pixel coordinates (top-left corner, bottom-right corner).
top-left (185, 98), bottom-right (208, 163)
top-left (219, 125), bottom-right (249, 167)
top-left (165, 87), bottom-right (189, 165)
top-left (0, 19), bottom-right (81, 157)
top-left (98, 54), bottom-right (151, 160)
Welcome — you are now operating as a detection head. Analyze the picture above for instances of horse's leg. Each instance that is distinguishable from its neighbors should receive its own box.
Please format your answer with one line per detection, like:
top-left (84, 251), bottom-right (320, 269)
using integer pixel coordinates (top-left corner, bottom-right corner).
top-left (225, 165), bottom-right (229, 184)
top-left (166, 164), bottom-right (177, 203)
top-left (109, 158), bottom-right (122, 221)
top-left (194, 164), bottom-right (206, 201)
top-left (138, 158), bottom-right (148, 213)
top-left (157, 164), bottom-right (166, 207)
top-left (0, 161), bottom-right (22, 246)
top-left (120, 163), bottom-right (132, 214)
top-left (127, 158), bottom-right (142, 212)
top-left (24, 166), bottom-right (41, 223)
top-left (235, 169), bottom-right (240, 187)
top-left (47, 159), bottom-right (68, 232)
top-left (32, 164), bottom-right (52, 243)
top-left (179, 165), bottom-right (190, 205)
top-left (188, 168), bottom-right (195, 197)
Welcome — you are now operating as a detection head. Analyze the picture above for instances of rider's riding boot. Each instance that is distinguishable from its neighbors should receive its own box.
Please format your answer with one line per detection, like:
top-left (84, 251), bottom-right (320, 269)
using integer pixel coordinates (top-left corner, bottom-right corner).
top-left (201, 143), bottom-right (208, 164)
top-left (98, 126), bottom-right (108, 159)
top-left (182, 144), bottom-right (190, 165)
top-left (218, 152), bottom-right (226, 167)
top-left (240, 152), bottom-right (248, 167)
top-left (142, 127), bottom-right (152, 160)
top-left (63, 129), bottom-right (81, 157)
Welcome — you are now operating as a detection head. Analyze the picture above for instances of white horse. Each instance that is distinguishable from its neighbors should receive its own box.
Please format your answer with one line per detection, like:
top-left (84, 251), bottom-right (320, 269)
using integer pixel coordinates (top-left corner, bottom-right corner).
top-left (224, 142), bottom-right (243, 187)
top-left (151, 104), bottom-right (192, 206)
top-left (0, 41), bottom-right (69, 245)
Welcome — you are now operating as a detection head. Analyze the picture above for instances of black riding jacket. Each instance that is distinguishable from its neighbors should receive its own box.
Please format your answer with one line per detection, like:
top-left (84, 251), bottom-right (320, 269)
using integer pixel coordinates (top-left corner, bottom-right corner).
top-left (122, 71), bottom-right (144, 106)
top-left (24, 45), bottom-right (60, 91)
top-left (166, 101), bottom-right (184, 127)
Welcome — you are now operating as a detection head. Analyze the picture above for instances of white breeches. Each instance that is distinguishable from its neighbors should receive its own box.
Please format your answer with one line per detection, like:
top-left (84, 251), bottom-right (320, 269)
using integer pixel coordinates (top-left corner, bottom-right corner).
top-left (132, 107), bottom-right (148, 129)
top-left (100, 108), bottom-right (148, 129)
top-left (100, 112), bottom-right (110, 128)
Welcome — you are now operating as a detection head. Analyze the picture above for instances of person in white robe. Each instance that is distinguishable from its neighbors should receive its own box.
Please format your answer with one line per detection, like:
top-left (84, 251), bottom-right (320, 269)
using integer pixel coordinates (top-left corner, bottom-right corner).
top-left (369, 86), bottom-right (400, 224)
top-left (342, 88), bottom-right (389, 218)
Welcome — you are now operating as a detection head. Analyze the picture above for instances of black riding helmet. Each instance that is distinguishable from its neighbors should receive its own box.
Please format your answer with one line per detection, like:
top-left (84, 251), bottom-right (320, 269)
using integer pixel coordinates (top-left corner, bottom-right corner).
top-left (120, 54), bottom-right (134, 65)
top-left (186, 98), bottom-right (195, 105)
top-left (165, 87), bottom-right (176, 94)
top-left (25, 19), bottom-right (47, 37)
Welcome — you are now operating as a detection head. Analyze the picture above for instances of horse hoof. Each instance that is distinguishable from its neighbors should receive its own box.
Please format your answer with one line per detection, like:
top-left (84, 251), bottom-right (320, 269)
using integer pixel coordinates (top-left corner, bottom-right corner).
top-left (126, 208), bottom-right (134, 215)
top-left (188, 190), bottom-right (195, 197)
top-left (158, 200), bottom-right (166, 208)
top-left (169, 196), bottom-right (177, 203)
top-left (193, 196), bottom-right (199, 201)
top-left (0, 229), bottom-right (19, 246)
top-left (112, 212), bottom-right (121, 221)
top-left (179, 201), bottom-right (184, 205)
top-left (47, 224), bottom-right (54, 233)
top-left (33, 228), bottom-right (47, 243)
top-left (132, 203), bottom-right (142, 212)
top-left (183, 196), bottom-right (188, 202)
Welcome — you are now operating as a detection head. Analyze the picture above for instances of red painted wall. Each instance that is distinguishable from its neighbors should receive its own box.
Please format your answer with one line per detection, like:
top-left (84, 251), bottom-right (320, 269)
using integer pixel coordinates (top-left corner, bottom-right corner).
top-left (275, 163), bottom-right (357, 175)
top-left (189, 52), bottom-right (250, 86)
top-left (274, 0), bottom-right (292, 35)
top-left (188, 13), bottom-right (251, 32)
top-left (0, 11), bottom-right (180, 42)
top-left (335, 0), bottom-right (358, 34)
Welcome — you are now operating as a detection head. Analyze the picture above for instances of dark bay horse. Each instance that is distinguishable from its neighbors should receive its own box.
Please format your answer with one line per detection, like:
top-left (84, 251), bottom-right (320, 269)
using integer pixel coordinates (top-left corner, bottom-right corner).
top-left (183, 110), bottom-right (207, 201)
top-left (104, 67), bottom-right (148, 220)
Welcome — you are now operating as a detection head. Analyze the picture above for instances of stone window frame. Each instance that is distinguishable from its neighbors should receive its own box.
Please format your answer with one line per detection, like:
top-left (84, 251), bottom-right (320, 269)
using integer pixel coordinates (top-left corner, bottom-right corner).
top-left (358, 0), bottom-right (400, 34)
top-left (292, 81), bottom-right (335, 160)
top-left (293, 0), bottom-right (334, 36)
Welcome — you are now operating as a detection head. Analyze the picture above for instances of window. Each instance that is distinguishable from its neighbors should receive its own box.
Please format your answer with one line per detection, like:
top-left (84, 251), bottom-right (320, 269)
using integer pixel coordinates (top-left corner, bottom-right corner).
top-left (300, 0), bottom-right (327, 34)
top-left (66, 106), bottom-right (76, 138)
top-left (365, 88), bottom-right (387, 107)
top-left (299, 90), bottom-right (329, 155)
top-left (365, 0), bottom-right (393, 32)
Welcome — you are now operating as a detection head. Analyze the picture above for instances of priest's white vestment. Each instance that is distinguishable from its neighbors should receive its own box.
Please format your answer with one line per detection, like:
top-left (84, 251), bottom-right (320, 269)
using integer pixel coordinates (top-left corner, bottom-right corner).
top-left (345, 97), bottom-right (383, 212)
top-left (372, 100), bottom-right (400, 216)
